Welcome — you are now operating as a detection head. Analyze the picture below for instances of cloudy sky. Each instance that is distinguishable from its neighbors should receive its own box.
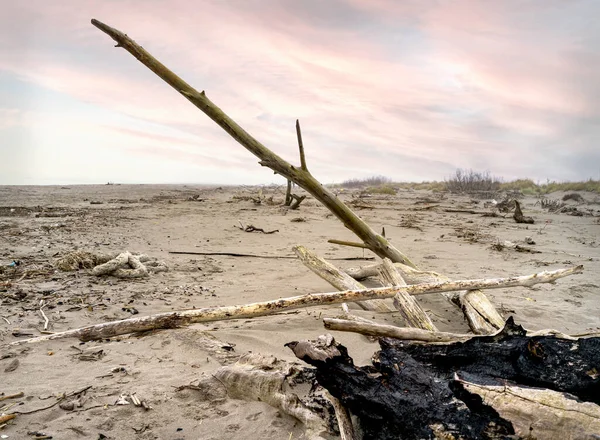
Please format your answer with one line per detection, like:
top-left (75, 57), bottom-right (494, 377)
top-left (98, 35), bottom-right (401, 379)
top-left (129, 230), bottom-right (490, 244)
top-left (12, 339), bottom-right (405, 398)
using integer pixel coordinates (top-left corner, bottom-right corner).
top-left (1, 0), bottom-right (598, 185)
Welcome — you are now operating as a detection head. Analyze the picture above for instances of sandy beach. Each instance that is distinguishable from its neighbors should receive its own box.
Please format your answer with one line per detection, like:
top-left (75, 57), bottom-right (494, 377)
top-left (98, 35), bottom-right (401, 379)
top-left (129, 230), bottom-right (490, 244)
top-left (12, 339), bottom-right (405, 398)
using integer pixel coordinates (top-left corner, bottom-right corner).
top-left (1, 184), bottom-right (599, 439)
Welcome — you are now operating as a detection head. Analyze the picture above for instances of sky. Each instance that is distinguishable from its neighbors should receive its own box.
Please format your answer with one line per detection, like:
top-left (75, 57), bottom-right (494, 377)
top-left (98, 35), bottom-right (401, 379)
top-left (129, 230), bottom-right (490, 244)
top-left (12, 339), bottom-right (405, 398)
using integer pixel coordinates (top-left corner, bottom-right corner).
top-left (1, 0), bottom-right (599, 185)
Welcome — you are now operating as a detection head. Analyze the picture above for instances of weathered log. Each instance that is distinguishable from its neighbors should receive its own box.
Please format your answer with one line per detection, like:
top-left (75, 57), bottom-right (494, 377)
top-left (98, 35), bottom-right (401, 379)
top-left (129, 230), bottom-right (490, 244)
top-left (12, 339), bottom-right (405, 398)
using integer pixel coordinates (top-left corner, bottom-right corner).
top-left (9, 266), bottom-right (583, 346)
top-left (211, 353), bottom-right (331, 440)
top-left (346, 262), bottom-right (446, 283)
top-left (457, 377), bottom-right (600, 439)
top-left (293, 245), bottom-right (394, 313)
top-left (287, 334), bottom-right (515, 439)
top-left (513, 200), bottom-right (535, 224)
top-left (324, 316), bottom-right (600, 342)
top-left (288, 318), bottom-right (600, 439)
top-left (377, 258), bottom-right (437, 331)
top-left (384, 316), bottom-right (600, 405)
top-left (348, 261), bottom-right (506, 334)
top-left (324, 318), bottom-right (466, 343)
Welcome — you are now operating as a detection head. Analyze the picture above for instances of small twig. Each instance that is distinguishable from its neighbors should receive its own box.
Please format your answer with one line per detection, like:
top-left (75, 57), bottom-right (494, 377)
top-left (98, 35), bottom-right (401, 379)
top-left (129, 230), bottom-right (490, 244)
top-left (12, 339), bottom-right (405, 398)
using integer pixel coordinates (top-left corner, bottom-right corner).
top-left (0, 414), bottom-right (16, 424)
top-left (169, 251), bottom-right (374, 261)
top-left (328, 239), bottom-right (369, 249)
top-left (39, 302), bottom-right (49, 331)
top-left (296, 119), bottom-right (307, 172)
top-left (0, 392), bottom-right (24, 402)
top-left (12, 385), bottom-right (92, 415)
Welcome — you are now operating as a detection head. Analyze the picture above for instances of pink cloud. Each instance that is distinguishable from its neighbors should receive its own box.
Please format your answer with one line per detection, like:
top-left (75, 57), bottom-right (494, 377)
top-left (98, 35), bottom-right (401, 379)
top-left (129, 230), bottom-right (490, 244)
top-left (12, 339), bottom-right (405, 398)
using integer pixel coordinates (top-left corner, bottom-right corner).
top-left (1, 0), bottom-right (598, 184)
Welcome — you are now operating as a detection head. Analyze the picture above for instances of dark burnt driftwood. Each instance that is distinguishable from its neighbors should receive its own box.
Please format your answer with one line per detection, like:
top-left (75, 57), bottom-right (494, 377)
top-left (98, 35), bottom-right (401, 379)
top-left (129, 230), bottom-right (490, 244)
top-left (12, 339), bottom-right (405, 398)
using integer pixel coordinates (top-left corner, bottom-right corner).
top-left (287, 318), bottom-right (600, 440)
top-left (513, 200), bottom-right (534, 224)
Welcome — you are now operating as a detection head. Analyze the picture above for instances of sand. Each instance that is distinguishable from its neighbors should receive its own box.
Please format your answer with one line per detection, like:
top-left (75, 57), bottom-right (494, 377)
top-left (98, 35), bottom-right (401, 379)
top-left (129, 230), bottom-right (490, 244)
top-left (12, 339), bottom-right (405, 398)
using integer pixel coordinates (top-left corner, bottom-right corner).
top-left (1, 184), bottom-right (599, 439)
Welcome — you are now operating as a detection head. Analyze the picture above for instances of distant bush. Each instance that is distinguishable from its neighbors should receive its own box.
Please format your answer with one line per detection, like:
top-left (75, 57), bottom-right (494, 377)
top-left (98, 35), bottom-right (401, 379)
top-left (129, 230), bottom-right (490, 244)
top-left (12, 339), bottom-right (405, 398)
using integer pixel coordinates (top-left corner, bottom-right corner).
top-left (500, 179), bottom-right (600, 195)
top-left (394, 181), bottom-right (446, 192)
top-left (445, 169), bottom-right (502, 193)
top-left (366, 185), bottom-right (397, 195)
top-left (340, 176), bottom-right (392, 188)
top-left (542, 179), bottom-right (600, 194)
top-left (330, 175), bottom-right (600, 195)
top-left (499, 179), bottom-right (540, 194)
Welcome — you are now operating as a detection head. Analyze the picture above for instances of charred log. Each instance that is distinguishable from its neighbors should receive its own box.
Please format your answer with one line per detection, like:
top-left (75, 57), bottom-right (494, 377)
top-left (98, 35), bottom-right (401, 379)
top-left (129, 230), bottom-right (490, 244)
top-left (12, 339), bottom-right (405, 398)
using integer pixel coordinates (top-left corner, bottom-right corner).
top-left (287, 318), bottom-right (600, 439)
top-left (386, 316), bottom-right (600, 405)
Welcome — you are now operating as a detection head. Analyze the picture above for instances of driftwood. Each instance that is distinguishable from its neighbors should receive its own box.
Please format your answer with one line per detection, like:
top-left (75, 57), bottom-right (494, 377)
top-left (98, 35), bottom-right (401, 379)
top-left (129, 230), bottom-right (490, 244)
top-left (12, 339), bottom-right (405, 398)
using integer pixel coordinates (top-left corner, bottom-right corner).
top-left (323, 390), bottom-right (357, 440)
top-left (349, 261), bottom-right (506, 334)
top-left (55, 251), bottom-right (168, 277)
top-left (288, 318), bottom-right (600, 439)
top-left (457, 378), bottom-right (600, 439)
top-left (513, 200), bottom-right (535, 224)
top-left (9, 266), bottom-right (582, 346)
top-left (209, 353), bottom-right (332, 440)
top-left (327, 239), bottom-right (369, 249)
top-left (90, 18), bottom-right (513, 334)
top-left (168, 250), bottom-right (374, 261)
top-left (90, 19), bottom-right (415, 269)
top-left (324, 318), bottom-right (466, 342)
top-left (377, 258), bottom-right (437, 331)
top-left (323, 316), bottom-right (600, 342)
top-left (293, 245), bottom-right (394, 313)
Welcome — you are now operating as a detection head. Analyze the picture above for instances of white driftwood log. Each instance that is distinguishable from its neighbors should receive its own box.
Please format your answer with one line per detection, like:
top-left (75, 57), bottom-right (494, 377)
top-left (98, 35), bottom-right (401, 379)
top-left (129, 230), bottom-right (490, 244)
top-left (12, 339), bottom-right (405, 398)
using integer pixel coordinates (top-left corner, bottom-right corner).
top-left (293, 245), bottom-right (394, 313)
top-left (213, 354), bottom-right (330, 440)
top-left (323, 317), bottom-right (600, 343)
top-left (324, 318), bottom-right (470, 343)
top-left (456, 376), bottom-right (600, 440)
top-left (323, 390), bottom-right (357, 440)
top-left (8, 265), bottom-right (582, 346)
top-left (348, 261), bottom-right (506, 334)
top-left (378, 258), bottom-right (437, 331)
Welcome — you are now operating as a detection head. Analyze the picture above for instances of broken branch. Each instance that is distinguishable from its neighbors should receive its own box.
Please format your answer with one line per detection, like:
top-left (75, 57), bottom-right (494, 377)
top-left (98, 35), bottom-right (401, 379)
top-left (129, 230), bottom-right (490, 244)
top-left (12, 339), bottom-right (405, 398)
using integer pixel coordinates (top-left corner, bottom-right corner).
top-left (90, 18), bottom-right (416, 268)
top-left (378, 258), bottom-right (437, 331)
top-left (293, 245), bottom-right (394, 313)
top-left (9, 266), bottom-right (582, 345)
top-left (296, 119), bottom-right (308, 172)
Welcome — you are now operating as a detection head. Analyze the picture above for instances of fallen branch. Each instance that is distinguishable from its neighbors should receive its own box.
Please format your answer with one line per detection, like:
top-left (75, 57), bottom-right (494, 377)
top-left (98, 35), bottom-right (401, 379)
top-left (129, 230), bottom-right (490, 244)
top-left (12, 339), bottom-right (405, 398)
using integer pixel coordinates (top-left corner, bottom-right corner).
top-left (327, 239), bottom-right (369, 249)
top-left (0, 392), bottom-right (24, 402)
top-left (90, 18), bottom-right (416, 269)
top-left (0, 414), bottom-right (16, 424)
top-left (377, 258), bottom-right (437, 331)
top-left (169, 251), bottom-right (374, 261)
top-left (457, 377), bottom-right (600, 439)
top-left (293, 245), bottom-right (394, 313)
top-left (347, 261), bottom-right (506, 334)
top-left (323, 390), bottom-right (357, 440)
top-left (9, 266), bottom-right (583, 345)
top-left (324, 318), bottom-right (466, 342)
top-left (289, 194), bottom-right (306, 210)
top-left (235, 222), bottom-right (279, 234)
top-left (324, 316), bottom-right (600, 342)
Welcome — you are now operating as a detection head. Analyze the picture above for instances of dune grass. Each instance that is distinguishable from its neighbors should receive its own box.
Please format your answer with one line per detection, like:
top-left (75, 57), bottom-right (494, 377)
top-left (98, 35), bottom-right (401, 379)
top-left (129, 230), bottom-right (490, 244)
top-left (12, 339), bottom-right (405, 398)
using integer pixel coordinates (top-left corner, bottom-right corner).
top-left (330, 172), bottom-right (600, 195)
